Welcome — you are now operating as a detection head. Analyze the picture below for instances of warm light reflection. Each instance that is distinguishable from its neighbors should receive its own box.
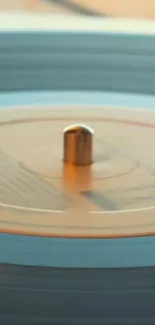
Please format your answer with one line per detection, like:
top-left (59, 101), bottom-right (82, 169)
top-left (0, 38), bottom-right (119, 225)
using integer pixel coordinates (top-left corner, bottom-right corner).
top-left (63, 163), bottom-right (92, 192)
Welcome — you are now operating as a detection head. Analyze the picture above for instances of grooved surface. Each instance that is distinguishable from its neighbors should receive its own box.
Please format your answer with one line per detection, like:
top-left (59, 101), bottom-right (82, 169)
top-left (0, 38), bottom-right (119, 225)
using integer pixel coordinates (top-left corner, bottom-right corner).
top-left (0, 150), bottom-right (67, 210)
top-left (0, 32), bottom-right (155, 94)
top-left (0, 105), bottom-right (155, 239)
top-left (0, 263), bottom-right (155, 324)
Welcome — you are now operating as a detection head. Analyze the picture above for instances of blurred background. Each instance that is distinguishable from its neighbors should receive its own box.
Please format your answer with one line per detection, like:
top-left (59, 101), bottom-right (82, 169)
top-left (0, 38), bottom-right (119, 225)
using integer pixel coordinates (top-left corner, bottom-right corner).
top-left (0, 0), bottom-right (155, 19)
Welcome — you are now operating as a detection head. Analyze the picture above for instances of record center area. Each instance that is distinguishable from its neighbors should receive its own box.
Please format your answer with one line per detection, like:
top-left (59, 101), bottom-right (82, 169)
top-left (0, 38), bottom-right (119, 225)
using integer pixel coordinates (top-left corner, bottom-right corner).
top-left (0, 105), bottom-right (155, 238)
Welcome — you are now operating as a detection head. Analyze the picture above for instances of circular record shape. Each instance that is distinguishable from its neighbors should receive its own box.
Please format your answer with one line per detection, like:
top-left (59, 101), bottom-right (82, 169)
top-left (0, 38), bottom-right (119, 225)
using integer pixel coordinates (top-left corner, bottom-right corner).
top-left (0, 106), bottom-right (155, 238)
